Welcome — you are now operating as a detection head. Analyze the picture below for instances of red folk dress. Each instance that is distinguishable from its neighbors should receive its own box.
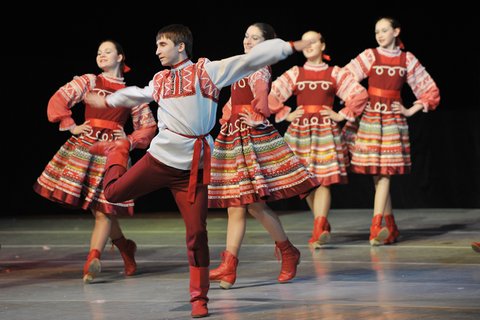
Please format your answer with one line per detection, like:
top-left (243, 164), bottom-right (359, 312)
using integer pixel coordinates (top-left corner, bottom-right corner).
top-left (343, 47), bottom-right (440, 175)
top-left (34, 73), bottom-right (156, 215)
top-left (208, 67), bottom-right (317, 208)
top-left (269, 62), bottom-right (368, 186)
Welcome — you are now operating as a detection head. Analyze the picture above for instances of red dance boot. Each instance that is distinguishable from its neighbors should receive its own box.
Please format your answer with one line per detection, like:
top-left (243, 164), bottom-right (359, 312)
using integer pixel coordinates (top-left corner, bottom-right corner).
top-left (308, 216), bottom-right (331, 248)
top-left (209, 250), bottom-right (238, 289)
top-left (369, 215), bottom-right (390, 246)
top-left (83, 249), bottom-right (101, 284)
top-left (89, 139), bottom-right (131, 169)
top-left (112, 236), bottom-right (137, 276)
top-left (383, 214), bottom-right (400, 245)
top-left (190, 266), bottom-right (209, 318)
top-left (275, 239), bottom-right (300, 283)
top-left (472, 242), bottom-right (480, 253)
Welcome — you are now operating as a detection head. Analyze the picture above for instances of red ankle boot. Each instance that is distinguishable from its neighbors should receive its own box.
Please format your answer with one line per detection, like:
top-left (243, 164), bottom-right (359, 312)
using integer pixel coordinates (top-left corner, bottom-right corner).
top-left (190, 266), bottom-right (209, 318)
top-left (369, 215), bottom-right (390, 246)
top-left (308, 216), bottom-right (331, 248)
top-left (383, 214), bottom-right (400, 245)
top-left (112, 236), bottom-right (137, 276)
top-left (472, 242), bottom-right (480, 253)
top-left (275, 239), bottom-right (300, 283)
top-left (89, 139), bottom-right (131, 168)
top-left (83, 249), bottom-right (101, 283)
top-left (209, 250), bottom-right (238, 289)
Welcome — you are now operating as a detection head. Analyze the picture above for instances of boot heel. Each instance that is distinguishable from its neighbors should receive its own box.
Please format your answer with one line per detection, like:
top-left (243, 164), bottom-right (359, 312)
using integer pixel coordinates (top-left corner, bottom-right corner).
top-left (472, 242), bottom-right (480, 253)
top-left (309, 241), bottom-right (321, 249)
top-left (83, 258), bottom-right (101, 284)
top-left (219, 280), bottom-right (234, 289)
top-left (310, 230), bottom-right (331, 249)
top-left (318, 231), bottom-right (331, 245)
top-left (369, 215), bottom-right (390, 246)
top-left (309, 217), bottom-right (331, 248)
top-left (209, 250), bottom-right (238, 289)
top-left (370, 227), bottom-right (389, 246)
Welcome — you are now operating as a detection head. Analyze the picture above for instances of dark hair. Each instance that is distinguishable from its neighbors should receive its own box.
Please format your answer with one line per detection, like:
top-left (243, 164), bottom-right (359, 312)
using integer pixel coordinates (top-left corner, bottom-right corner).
top-left (377, 16), bottom-right (401, 30)
top-left (319, 33), bottom-right (326, 44)
top-left (250, 22), bottom-right (276, 40)
top-left (156, 24), bottom-right (193, 59)
top-left (99, 39), bottom-right (127, 75)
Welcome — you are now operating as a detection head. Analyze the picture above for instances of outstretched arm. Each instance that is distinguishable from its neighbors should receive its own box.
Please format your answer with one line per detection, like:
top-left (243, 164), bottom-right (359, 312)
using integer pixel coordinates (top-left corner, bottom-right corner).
top-left (85, 80), bottom-right (155, 109)
top-left (205, 38), bottom-right (313, 89)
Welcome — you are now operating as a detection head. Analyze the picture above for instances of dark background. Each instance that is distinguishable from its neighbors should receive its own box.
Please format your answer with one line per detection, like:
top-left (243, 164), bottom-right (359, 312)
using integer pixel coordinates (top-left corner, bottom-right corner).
top-left (5, 3), bottom-right (479, 215)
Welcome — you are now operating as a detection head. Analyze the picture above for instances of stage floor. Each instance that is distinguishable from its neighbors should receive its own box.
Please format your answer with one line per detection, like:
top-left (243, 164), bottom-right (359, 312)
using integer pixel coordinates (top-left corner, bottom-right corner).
top-left (1, 208), bottom-right (479, 319)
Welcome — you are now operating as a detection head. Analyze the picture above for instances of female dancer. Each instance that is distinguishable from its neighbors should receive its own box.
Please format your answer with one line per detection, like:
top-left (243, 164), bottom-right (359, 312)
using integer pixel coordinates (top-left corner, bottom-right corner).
top-left (208, 23), bottom-right (318, 288)
top-left (343, 17), bottom-right (440, 245)
top-left (34, 40), bottom-right (156, 282)
top-left (268, 30), bottom-right (368, 248)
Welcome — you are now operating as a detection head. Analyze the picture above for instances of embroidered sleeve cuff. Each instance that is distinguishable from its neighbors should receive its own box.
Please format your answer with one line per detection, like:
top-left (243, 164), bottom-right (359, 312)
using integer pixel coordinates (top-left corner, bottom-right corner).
top-left (339, 108), bottom-right (355, 122)
top-left (415, 100), bottom-right (430, 113)
top-left (275, 106), bottom-right (292, 123)
top-left (251, 112), bottom-right (267, 123)
top-left (59, 118), bottom-right (75, 131)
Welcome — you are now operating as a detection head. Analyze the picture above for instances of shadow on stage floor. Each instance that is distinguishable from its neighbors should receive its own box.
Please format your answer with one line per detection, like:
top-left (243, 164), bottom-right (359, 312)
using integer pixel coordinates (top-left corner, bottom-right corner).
top-left (1, 208), bottom-right (479, 319)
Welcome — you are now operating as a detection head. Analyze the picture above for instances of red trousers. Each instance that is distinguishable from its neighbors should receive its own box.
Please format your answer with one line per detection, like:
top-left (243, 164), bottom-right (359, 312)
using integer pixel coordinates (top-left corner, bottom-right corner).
top-left (103, 152), bottom-right (209, 267)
